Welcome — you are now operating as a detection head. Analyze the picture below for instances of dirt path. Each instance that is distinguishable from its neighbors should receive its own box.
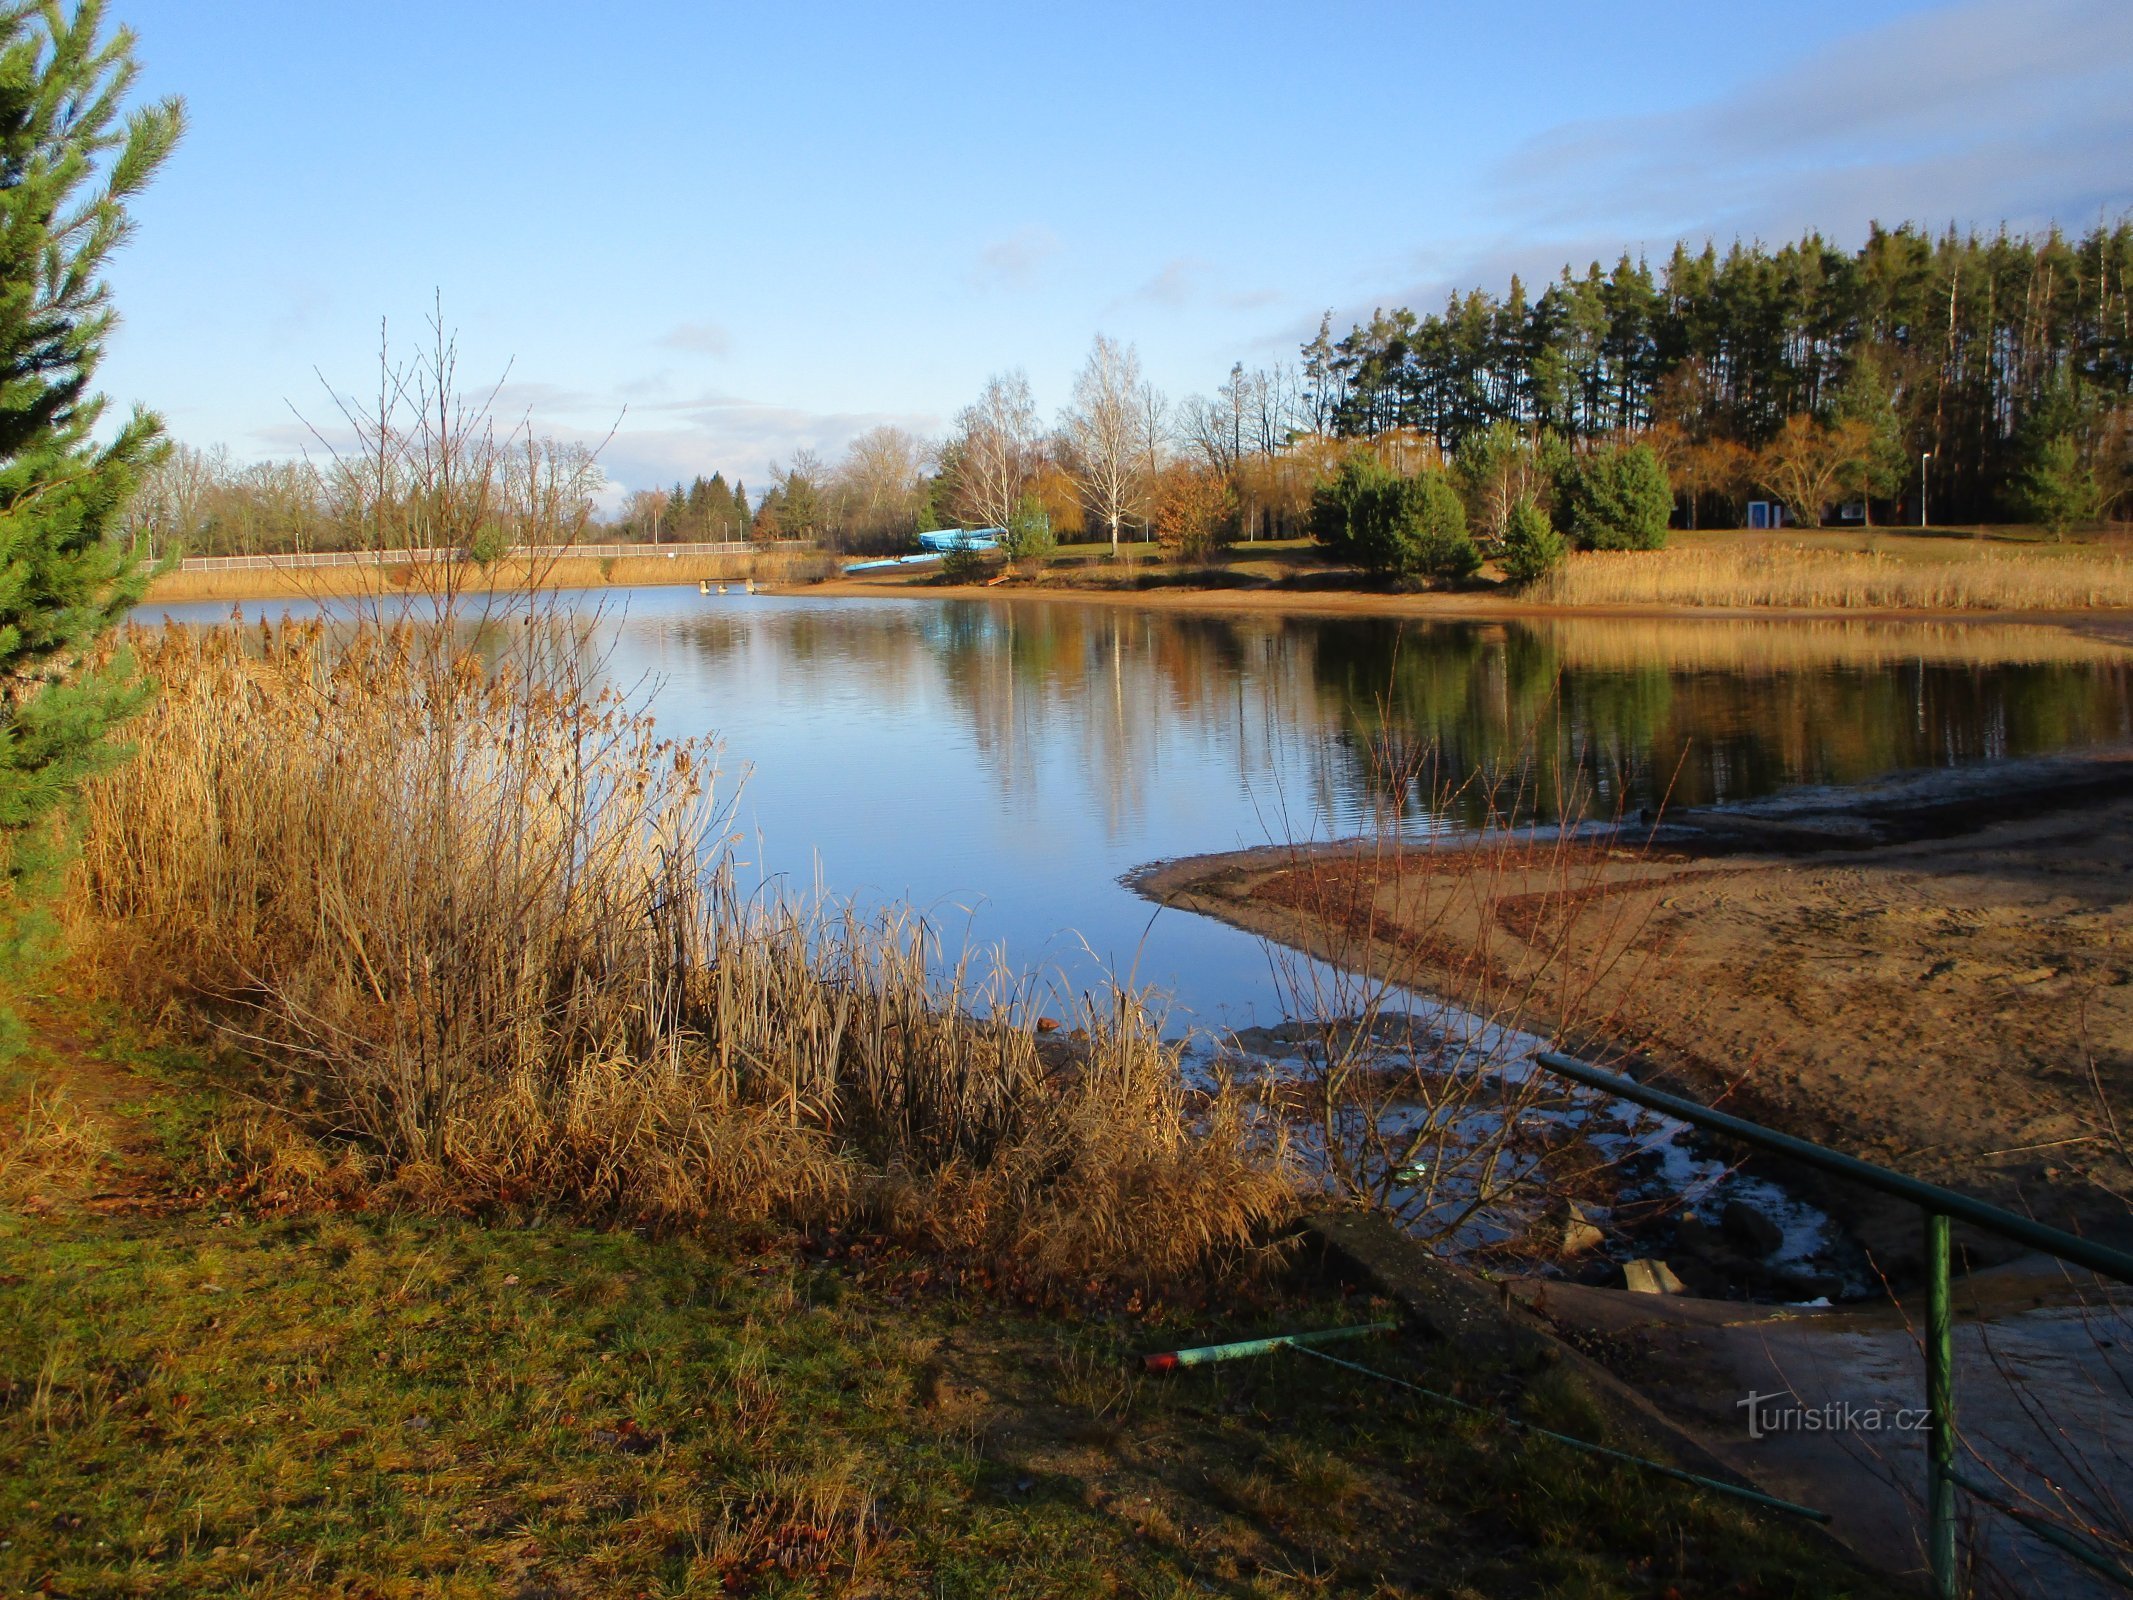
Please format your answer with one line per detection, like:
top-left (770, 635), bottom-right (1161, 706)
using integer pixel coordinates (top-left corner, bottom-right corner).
top-left (1136, 755), bottom-right (2133, 1273)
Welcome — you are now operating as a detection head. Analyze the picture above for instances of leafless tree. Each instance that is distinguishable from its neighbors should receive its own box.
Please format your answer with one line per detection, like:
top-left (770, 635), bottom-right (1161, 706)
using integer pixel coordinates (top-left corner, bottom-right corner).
top-left (503, 437), bottom-right (604, 546)
top-left (622, 487), bottom-right (671, 543)
top-left (832, 424), bottom-right (928, 546)
top-left (949, 370), bottom-right (1038, 533)
top-left (1137, 377), bottom-right (1172, 542)
top-left (1061, 335), bottom-right (1153, 555)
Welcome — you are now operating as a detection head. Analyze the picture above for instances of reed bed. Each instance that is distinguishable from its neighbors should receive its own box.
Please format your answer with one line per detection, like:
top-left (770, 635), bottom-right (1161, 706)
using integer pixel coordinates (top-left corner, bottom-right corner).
top-left (145, 548), bottom-right (838, 605)
top-left (1533, 615), bottom-right (2133, 673)
top-left (1532, 543), bottom-right (2133, 611)
top-left (76, 618), bottom-right (1293, 1286)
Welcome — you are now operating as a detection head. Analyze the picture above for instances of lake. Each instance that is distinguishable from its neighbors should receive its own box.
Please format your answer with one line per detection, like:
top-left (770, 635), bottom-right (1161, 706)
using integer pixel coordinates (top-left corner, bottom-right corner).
top-left (138, 589), bottom-right (2133, 1032)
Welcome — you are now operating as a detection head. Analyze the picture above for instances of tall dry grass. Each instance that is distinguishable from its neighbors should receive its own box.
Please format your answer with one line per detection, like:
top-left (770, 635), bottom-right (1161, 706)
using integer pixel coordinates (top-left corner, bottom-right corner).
top-left (146, 548), bottom-right (837, 605)
top-left (1533, 543), bottom-right (2133, 610)
top-left (76, 618), bottom-right (1293, 1286)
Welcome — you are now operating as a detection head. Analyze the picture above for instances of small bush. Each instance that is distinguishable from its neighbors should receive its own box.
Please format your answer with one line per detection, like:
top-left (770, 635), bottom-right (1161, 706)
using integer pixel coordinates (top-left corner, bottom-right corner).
top-left (1500, 496), bottom-right (1567, 585)
top-left (940, 541), bottom-right (990, 584)
top-left (1311, 458), bottom-right (1476, 582)
top-left (1001, 493), bottom-right (1057, 564)
top-left (467, 522), bottom-right (511, 567)
top-left (1556, 443), bottom-right (1671, 551)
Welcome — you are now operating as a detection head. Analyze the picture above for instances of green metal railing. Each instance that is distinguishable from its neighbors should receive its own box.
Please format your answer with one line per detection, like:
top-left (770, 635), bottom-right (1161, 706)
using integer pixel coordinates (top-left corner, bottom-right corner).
top-left (1535, 1049), bottom-right (2133, 1597)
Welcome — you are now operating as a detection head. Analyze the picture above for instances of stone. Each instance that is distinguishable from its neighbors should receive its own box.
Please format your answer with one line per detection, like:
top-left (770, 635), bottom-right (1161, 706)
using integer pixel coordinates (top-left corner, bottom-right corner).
top-left (1720, 1199), bottom-right (1785, 1259)
top-left (1622, 1258), bottom-right (1688, 1296)
top-left (1557, 1201), bottom-right (1605, 1258)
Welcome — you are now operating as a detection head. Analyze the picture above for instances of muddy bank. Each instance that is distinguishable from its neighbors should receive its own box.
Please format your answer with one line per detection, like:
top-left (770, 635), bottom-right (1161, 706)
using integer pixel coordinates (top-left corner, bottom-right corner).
top-left (1135, 751), bottom-right (2133, 1276)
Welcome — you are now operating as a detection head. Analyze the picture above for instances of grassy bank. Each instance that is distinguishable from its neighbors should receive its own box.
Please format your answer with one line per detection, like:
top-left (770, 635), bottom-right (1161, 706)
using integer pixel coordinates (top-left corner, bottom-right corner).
top-left (0, 995), bottom-right (1888, 1598)
top-left (0, 607), bottom-right (1905, 1594)
top-left (145, 548), bottom-right (837, 605)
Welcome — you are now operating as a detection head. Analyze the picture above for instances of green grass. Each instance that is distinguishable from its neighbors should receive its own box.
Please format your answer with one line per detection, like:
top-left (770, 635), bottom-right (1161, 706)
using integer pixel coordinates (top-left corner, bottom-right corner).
top-left (0, 1005), bottom-right (1896, 1598)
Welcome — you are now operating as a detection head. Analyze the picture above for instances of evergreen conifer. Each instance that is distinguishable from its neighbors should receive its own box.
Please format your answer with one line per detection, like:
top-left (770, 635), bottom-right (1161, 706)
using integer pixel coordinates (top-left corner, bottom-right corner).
top-left (0, 3), bottom-right (183, 981)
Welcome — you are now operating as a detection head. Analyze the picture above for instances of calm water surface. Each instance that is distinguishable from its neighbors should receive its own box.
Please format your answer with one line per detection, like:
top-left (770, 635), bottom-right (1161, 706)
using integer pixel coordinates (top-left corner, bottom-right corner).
top-left (140, 589), bottom-right (2133, 1029)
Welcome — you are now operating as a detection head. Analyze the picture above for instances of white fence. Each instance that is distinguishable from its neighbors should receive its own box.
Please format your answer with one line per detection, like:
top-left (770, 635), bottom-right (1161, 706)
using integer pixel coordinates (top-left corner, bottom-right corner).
top-left (175, 541), bottom-right (793, 573)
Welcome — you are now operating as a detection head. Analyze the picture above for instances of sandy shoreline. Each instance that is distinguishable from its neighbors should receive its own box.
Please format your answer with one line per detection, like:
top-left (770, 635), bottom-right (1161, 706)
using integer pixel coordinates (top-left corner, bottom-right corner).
top-left (141, 560), bottom-right (2133, 642)
top-left (1132, 752), bottom-right (2133, 1273)
top-left (807, 570), bottom-right (2133, 640)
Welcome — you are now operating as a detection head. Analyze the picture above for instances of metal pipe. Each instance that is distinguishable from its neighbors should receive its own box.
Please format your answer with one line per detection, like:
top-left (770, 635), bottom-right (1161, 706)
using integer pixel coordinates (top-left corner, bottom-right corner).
top-left (1534, 1052), bottom-right (2133, 1285)
top-left (1926, 1210), bottom-right (1957, 1599)
top-left (1141, 1320), bottom-right (1397, 1372)
top-left (1291, 1343), bottom-right (1830, 1524)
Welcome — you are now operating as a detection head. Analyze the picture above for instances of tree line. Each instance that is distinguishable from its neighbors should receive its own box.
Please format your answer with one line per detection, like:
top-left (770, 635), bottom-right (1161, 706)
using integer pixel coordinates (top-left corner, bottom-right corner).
top-left (1303, 222), bottom-right (2132, 527)
top-left (133, 219), bottom-right (2131, 565)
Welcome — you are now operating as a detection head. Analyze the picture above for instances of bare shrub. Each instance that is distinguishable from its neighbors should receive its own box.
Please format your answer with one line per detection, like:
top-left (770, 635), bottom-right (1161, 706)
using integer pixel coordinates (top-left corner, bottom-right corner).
top-left (1237, 724), bottom-right (1680, 1254)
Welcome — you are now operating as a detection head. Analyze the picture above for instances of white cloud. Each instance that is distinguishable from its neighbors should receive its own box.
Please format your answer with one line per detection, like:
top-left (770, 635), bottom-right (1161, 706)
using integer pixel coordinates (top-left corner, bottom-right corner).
top-left (970, 226), bottom-right (1061, 290)
top-left (1288, 0), bottom-right (2133, 352)
top-left (1492, 0), bottom-right (2133, 242)
top-left (1111, 256), bottom-right (1282, 316)
top-left (658, 320), bottom-right (735, 357)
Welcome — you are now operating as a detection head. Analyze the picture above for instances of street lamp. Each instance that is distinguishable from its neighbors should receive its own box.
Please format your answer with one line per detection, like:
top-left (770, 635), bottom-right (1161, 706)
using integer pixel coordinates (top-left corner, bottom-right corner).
top-left (1919, 451), bottom-right (1933, 529)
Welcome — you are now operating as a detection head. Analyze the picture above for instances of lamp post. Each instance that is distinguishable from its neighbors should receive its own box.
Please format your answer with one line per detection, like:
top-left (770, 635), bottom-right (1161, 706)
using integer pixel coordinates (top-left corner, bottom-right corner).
top-left (1919, 451), bottom-right (1932, 529)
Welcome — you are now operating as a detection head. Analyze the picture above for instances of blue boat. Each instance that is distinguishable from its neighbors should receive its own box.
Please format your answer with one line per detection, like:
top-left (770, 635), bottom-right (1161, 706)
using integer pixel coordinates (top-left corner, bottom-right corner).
top-left (916, 527), bottom-right (1003, 553)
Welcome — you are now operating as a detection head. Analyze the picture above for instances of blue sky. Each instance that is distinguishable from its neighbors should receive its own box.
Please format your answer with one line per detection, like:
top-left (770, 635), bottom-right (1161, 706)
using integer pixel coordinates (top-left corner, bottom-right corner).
top-left (100, 0), bottom-right (2133, 498)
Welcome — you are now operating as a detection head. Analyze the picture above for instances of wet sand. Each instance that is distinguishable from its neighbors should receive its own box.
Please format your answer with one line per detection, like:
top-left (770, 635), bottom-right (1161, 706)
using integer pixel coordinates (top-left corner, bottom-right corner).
top-left (1135, 753), bottom-right (2133, 1273)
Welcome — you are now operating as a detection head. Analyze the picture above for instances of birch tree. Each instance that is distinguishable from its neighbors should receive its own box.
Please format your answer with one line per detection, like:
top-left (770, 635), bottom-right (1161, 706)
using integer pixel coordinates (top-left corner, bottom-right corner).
top-left (949, 370), bottom-right (1038, 532)
top-left (1061, 335), bottom-right (1150, 554)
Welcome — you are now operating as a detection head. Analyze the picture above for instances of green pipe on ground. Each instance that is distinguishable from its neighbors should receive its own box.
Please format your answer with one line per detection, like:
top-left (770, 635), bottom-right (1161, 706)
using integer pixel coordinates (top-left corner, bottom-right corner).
top-left (1141, 1320), bottom-right (1397, 1372)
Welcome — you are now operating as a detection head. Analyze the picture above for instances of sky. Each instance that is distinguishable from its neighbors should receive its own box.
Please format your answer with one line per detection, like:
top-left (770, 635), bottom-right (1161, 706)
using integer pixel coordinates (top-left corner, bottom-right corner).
top-left (98, 0), bottom-right (2133, 502)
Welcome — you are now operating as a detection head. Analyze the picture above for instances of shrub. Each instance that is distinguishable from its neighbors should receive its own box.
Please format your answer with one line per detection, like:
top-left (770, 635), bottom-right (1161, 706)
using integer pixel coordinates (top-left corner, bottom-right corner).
top-left (1453, 422), bottom-right (1569, 551)
top-left (468, 522), bottom-right (511, 567)
top-left (1151, 464), bottom-right (1236, 561)
top-left (940, 540), bottom-right (990, 583)
top-left (2014, 433), bottom-right (2104, 538)
top-left (1405, 473), bottom-right (1482, 581)
top-left (1499, 496), bottom-right (1567, 585)
top-left (1556, 443), bottom-right (1672, 551)
top-left (1310, 458), bottom-right (1477, 582)
top-left (1001, 493), bottom-right (1056, 563)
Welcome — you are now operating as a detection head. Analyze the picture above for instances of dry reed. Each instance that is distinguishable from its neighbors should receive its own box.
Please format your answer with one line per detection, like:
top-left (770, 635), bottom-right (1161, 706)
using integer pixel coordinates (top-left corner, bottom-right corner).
top-left (76, 618), bottom-right (1293, 1286)
top-left (145, 549), bottom-right (837, 605)
top-left (1533, 543), bottom-right (2133, 611)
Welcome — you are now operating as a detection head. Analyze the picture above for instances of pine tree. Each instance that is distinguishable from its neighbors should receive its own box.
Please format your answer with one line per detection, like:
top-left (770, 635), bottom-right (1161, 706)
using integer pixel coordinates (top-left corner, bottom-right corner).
top-left (0, 3), bottom-right (184, 980)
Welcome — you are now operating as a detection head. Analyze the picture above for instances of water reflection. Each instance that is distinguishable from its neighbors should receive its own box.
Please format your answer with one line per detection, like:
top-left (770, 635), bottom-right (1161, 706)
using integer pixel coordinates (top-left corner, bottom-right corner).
top-left (137, 591), bottom-right (2133, 1024)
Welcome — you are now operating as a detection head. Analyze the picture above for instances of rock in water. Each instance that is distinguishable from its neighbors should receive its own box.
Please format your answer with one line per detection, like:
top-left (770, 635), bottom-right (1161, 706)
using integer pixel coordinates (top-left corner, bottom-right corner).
top-left (1721, 1199), bottom-right (1785, 1259)
top-left (1622, 1259), bottom-right (1688, 1295)
top-left (1558, 1201), bottom-right (1605, 1258)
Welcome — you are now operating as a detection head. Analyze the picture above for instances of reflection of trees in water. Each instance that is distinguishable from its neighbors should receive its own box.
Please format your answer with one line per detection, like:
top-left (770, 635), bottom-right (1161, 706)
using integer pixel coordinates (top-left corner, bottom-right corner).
top-left (1306, 617), bottom-right (2133, 823)
top-left (653, 597), bottom-right (2133, 837)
